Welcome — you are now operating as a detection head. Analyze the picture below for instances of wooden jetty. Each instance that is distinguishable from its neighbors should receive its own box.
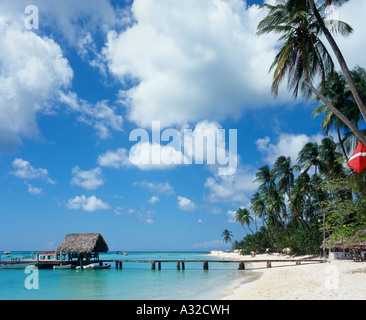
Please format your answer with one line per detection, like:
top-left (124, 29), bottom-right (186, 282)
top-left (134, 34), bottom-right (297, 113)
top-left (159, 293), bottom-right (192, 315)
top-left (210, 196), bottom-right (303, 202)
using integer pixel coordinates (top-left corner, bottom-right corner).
top-left (0, 233), bottom-right (325, 270)
top-left (0, 256), bottom-right (325, 270)
top-left (0, 258), bottom-right (325, 270)
top-left (106, 258), bottom-right (325, 270)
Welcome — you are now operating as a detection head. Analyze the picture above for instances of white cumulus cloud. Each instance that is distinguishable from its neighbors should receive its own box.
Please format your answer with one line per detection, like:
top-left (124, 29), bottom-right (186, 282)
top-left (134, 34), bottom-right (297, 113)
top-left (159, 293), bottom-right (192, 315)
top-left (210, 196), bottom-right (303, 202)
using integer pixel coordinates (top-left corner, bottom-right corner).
top-left (256, 133), bottom-right (324, 165)
top-left (177, 196), bottom-right (196, 212)
top-left (66, 195), bottom-right (110, 212)
top-left (71, 167), bottom-right (104, 190)
top-left (11, 158), bottom-right (55, 184)
top-left (103, 0), bottom-right (290, 128)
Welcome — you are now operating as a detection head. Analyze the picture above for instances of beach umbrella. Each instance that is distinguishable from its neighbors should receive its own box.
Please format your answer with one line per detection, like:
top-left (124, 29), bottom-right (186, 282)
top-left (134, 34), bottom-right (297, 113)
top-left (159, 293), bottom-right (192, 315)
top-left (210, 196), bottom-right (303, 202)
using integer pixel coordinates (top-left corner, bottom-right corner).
top-left (283, 248), bottom-right (291, 253)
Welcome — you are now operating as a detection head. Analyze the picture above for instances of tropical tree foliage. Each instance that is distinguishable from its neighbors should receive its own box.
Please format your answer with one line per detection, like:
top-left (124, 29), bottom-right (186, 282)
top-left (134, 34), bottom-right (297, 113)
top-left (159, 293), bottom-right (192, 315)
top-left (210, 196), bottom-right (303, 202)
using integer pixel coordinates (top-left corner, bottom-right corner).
top-left (232, 137), bottom-right (366, 255)
top-left (231, 0), bottom-right (366, 256)
top-left (257, 0), bottom-right (366, 145)
top-left (222, 229), bottom-right (233, 244)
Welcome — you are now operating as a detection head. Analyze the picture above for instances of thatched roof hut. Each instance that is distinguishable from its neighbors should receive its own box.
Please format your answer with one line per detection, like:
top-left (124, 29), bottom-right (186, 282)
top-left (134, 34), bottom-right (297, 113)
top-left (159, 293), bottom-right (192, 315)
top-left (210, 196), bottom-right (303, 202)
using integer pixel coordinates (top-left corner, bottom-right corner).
top-left (57, 233), bottom-right (109, 253)
top-left (321, 230), bottom-right (366, 249)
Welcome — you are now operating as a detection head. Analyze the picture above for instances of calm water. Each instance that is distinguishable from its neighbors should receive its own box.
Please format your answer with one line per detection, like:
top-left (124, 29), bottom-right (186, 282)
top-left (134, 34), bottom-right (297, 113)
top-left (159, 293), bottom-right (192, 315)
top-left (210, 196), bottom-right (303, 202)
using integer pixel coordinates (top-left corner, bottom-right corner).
top-left (0, 251), bottom-right (249, 300)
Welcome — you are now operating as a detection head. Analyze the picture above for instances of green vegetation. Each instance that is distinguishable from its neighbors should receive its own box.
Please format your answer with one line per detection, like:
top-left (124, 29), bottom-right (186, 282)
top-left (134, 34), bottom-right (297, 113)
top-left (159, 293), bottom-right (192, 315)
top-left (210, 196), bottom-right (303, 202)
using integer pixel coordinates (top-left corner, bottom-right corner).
top-left (230, 0), bottom-right (366, 256)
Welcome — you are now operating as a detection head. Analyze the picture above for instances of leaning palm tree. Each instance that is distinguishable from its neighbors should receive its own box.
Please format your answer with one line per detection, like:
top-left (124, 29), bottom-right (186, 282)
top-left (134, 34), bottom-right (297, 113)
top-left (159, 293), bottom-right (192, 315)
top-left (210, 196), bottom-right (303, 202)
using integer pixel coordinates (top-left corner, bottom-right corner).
top-left (221, 229), bottom-right (233, 244)
top-left (312, 70), bottom-right (353, 158)
top-left (235, 208), bottom-right (254, 235)
top-left (257, 0), bottom-right (366, 146)
top-left (306, 0), bottom-right (366, 124)
top-left (313, 66), bottom-right (366, 161)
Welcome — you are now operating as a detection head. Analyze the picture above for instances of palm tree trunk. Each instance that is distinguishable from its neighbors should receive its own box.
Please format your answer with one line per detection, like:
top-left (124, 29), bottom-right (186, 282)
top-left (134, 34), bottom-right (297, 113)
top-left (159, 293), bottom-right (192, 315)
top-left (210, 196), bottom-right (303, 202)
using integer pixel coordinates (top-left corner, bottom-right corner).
top-left (337, 127), bottom-right (349, 161)
top-left (305, 80), bottom-right (366, 146)
top-left (287, 190), bottom-right (309, 229)
top-left (308, 0), bottom-right (366, 124)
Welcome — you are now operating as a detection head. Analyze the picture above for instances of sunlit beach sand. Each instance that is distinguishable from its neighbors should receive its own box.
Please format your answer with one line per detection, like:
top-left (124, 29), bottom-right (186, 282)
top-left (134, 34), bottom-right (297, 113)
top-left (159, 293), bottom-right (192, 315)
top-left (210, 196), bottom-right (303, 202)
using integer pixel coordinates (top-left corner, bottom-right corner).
top-left (208, 251), bottom-right (366, 300)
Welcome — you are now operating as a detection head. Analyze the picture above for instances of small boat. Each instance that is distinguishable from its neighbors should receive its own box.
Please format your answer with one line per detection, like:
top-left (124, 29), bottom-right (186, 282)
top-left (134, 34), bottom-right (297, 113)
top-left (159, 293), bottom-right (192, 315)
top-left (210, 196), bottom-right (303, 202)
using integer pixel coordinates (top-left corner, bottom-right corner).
top-left (53, 264), bottom-right (72, 270)
top-left (76, 264), bottom-right (95, 270)
top-left (123, 252), bottom-right (128, 256)
top-left (94, 264), bottom-right (111, 270)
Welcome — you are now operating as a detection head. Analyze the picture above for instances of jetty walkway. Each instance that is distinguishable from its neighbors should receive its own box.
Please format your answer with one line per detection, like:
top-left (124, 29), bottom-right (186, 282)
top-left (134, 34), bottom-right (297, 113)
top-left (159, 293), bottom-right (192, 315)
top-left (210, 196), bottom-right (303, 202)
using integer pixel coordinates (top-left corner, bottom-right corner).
top-left (0, 258), bottom-right (325, 270)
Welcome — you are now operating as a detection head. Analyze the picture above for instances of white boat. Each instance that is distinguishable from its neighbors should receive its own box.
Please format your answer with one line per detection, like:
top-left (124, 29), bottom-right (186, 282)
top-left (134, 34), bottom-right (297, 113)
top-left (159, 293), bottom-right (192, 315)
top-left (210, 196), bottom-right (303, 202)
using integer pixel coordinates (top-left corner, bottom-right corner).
top-left (53, 264), bottom-right (72, 270)
top-left (76, 264), bottom-right (95, 270)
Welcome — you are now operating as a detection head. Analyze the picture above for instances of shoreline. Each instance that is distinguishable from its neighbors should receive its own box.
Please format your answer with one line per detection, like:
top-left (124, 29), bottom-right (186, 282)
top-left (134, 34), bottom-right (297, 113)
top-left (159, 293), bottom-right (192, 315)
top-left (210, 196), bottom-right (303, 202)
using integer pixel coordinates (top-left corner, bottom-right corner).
top-left (208, 250), bottom-right (366, 300)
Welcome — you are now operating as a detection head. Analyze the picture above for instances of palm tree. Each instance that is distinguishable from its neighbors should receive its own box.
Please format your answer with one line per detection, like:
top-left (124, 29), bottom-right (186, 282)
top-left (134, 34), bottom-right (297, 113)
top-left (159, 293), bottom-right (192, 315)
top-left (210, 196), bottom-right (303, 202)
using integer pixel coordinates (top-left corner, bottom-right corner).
top-left (307, 0), bottom-right (366, 124)
top-left (221, 229), bottom-right (233, 244)
top-left (250, 192), bottom-right (267, 229)
top-left (235, 208), bottom-right (254, 235)
top-left (257, 0), bottom-right (366, 146)
top-left (319, 137), bottom-right (344, 180)
top-left (254, 165), bottom-right (276, 199)
top-left (254, 166), bottom-right (285, 248)
top-left (313, 66), bottom-right (366, 160)
top-left (312, 71), bottom-right (353, 159)
top-left (273, 156), bottom-right (309, 228)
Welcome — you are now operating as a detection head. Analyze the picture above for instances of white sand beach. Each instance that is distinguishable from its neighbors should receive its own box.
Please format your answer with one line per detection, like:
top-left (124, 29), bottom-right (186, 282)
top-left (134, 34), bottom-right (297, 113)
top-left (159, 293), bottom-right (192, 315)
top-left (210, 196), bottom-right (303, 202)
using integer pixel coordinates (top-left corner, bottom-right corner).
top-left (208, 251), bottom-right (366, 300)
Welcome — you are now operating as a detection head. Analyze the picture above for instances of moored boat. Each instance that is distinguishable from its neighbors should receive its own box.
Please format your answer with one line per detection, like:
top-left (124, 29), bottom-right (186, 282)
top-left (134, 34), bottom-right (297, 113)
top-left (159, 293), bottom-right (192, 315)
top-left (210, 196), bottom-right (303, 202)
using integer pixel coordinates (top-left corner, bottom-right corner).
top-left (76, 264), bottom-right (95, 270)
top-left (53, 264), bottom-right (72, 270)
top-left (94, 264), bottom-right (111, 270)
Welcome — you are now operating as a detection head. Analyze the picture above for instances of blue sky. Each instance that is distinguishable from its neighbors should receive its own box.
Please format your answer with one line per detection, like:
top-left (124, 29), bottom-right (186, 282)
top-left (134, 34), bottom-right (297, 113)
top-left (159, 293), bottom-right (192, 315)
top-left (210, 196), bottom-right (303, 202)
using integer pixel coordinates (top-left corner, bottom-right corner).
top-left (0, 0), bottom-right (365, 251)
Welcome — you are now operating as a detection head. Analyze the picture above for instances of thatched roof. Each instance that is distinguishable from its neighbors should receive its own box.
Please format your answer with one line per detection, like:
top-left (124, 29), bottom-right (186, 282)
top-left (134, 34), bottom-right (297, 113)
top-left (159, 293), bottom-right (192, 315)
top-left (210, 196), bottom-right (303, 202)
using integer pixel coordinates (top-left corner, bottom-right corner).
top-left (321, 230), bottom-right (366, 249)
top-left (57, 233), bottom-right (109, 253)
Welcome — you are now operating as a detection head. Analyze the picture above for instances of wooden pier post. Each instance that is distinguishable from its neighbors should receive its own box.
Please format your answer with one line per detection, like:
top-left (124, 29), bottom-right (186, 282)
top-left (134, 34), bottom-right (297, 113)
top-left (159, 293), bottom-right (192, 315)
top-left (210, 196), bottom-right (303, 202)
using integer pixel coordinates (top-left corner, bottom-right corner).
top-left (203, 261), bottom-right (209, 270)
top-left (115, 261), bottom-right (119, 269)
top-left (177, 261), bottom-right (180, 270)
top-left (182, 262), bottom-right (185, 270)
top-left (266, 261), bottom-right (272, 268)
top-left (119, 262), bottom-right (123, 269)
top-left (238, 262), bottom-right (245, 270)
top-left (158, 262), bottom-right (161, 270)
top-left (151, 262), bottom-right (156, 270)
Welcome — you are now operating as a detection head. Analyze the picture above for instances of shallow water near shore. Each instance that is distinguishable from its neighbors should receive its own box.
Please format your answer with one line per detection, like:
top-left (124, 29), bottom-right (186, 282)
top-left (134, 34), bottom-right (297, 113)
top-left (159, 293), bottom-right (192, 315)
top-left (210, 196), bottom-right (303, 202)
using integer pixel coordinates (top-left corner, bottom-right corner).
top-left (0, 251), bottom-right (250, 300)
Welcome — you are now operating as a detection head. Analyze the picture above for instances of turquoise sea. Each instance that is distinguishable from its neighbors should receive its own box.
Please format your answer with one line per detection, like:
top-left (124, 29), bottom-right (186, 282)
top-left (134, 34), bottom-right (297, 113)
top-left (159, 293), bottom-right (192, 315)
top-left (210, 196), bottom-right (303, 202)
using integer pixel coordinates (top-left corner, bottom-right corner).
top-left (0, 251), bottom-right (250, 300)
